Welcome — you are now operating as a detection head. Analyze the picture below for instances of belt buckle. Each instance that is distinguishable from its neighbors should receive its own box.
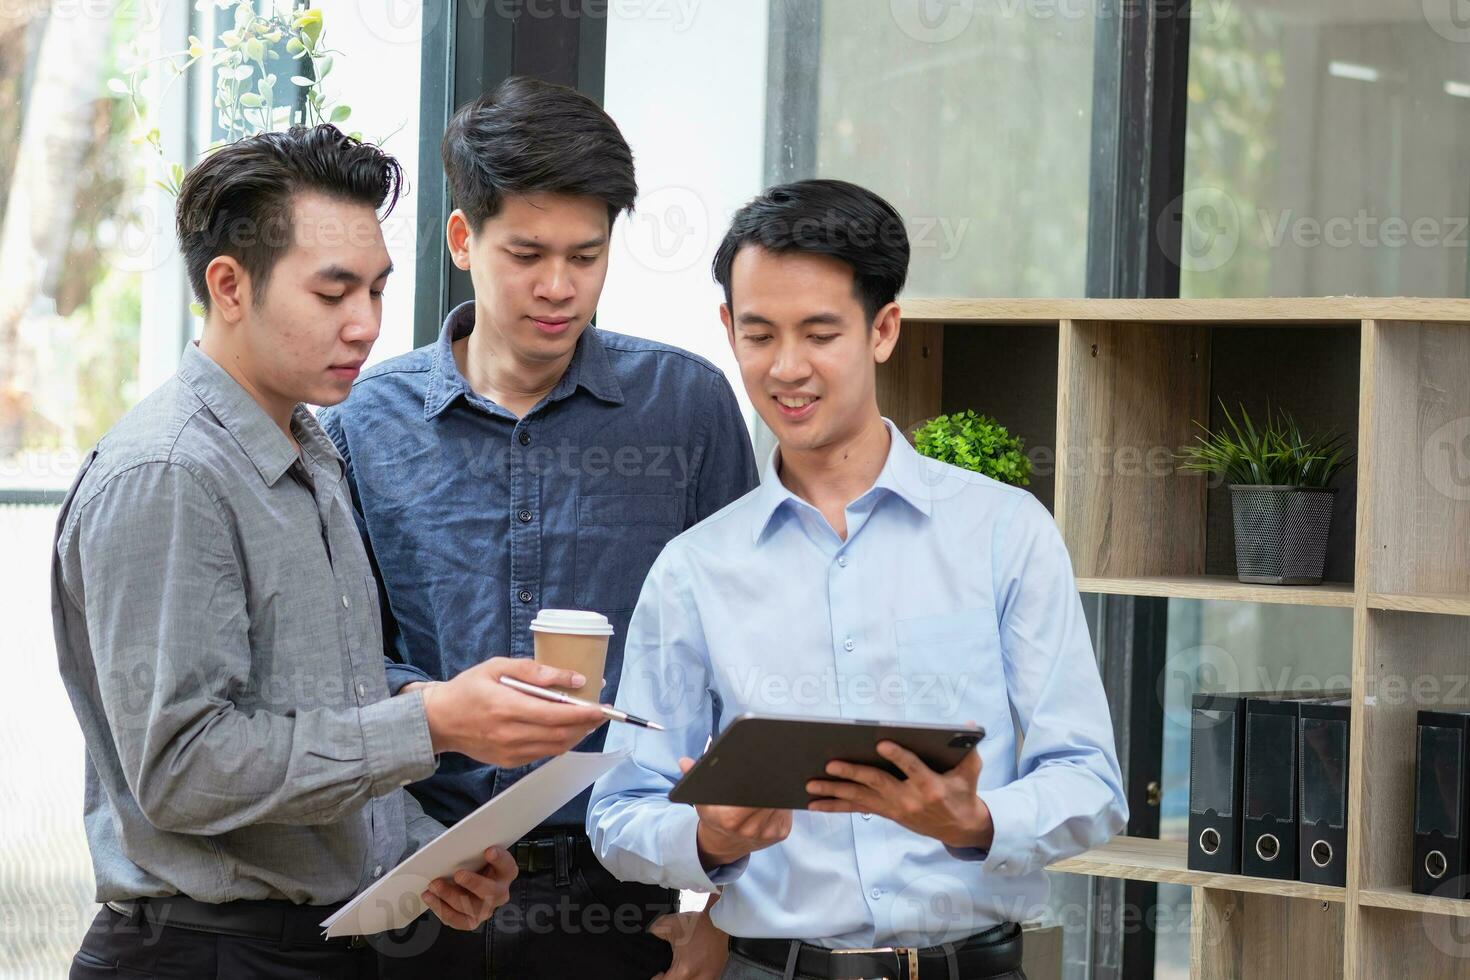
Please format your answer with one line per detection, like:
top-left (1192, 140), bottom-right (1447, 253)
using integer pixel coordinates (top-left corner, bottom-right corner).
top-left (832, 945), bottom-right (919, 979)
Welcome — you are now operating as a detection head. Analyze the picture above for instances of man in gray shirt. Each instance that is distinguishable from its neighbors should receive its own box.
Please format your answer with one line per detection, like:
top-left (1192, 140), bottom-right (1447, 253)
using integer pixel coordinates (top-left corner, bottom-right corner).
top-left (52, 125), bottom-right (605, 979)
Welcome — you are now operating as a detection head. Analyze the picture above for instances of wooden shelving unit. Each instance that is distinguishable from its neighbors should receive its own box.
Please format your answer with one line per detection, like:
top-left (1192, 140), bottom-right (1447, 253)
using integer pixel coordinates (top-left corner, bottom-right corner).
top-left (877, 297), bottom-right (1470, 979)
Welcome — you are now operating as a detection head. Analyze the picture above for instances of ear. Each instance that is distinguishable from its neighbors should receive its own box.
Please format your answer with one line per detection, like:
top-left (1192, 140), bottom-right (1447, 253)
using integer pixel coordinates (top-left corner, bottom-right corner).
top-left (446, 209), bottom-right (473, 271)
top-left (204, 256), bottom-right (250, 324)
top-left (720, 303), bottom-right (736, 354)
top-left (871, 302), bottom-right (902, 364)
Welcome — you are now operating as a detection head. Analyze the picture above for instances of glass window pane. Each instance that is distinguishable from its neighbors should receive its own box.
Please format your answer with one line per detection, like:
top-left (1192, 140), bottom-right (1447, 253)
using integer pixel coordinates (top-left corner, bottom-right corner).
top-left (1180, 2), bottom-right (1470, 297)
top-left (770, 0), bottom-right (1096, 297)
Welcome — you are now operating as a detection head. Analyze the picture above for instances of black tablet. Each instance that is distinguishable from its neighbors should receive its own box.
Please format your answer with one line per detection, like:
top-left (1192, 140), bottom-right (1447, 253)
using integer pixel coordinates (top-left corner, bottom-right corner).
top-left (668, 713), bottom-right (985, 810)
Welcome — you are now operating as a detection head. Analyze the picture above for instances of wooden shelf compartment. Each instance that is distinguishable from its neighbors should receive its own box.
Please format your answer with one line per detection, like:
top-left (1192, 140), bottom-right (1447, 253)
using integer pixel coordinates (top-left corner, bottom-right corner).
top-left (1358, 885), bottom-right (1470, 919)
top-left (1350, 611), bottom-right (1470, 916)
top-left (1192, 888), bottom-right (1344, 980)
top-left (1361, 319), bottom-right (1470, 599)
top-left (1049, 836), bottom-right (1346, 903)
top-left (1077, 574), bottom-right (1355, 607)
top-left (1353, 905), bottom-right (1470, 980)
top-left (900, 296), bottom-right (1470, 324)
top-left (1054, 318), bottom-right (1361, 585)
top-left (1366, 593), bottom-right (1470, 617)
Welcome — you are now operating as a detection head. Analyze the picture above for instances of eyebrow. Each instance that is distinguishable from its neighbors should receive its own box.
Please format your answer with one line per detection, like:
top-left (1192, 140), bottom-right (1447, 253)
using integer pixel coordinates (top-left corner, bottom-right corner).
top-left (736, 311), bottom-right (845, 328)
top-left (312, 262), bottom-right (394, 285)
top-left (506, 235), bottom-right (609, 252)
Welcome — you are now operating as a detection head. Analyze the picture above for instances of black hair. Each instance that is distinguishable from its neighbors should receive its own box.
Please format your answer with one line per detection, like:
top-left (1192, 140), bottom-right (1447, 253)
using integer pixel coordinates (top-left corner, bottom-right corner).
top-left (175, 124), bottom-right (404, 310)
top-left (712, 179), bottom-right (910, 323)
top-left (441, 75), bottom-right (637, 231)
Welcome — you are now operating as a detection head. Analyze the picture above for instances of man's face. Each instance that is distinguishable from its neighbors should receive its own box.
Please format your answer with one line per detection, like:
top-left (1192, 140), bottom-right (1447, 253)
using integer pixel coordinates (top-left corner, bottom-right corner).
top-left (239, 191), bottom-right (391, 408)
top-left (722, 246), bottom-right (897, 456)
top-left (453, 192), bottom-right (611, 365)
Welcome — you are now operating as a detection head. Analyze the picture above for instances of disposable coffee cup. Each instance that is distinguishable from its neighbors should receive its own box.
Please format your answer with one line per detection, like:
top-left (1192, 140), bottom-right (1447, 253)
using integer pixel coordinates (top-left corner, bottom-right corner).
top-left (529, 609), bottom-right (614, 697)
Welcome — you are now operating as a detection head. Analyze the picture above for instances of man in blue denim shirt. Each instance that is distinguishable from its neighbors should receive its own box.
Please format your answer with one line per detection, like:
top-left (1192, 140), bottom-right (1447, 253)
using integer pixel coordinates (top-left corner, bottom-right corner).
top-left (319, 78), bottom-right (758, 979)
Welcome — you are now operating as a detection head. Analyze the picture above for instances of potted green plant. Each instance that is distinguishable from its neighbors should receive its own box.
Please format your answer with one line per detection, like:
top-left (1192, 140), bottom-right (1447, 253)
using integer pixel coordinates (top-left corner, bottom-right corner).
top-left (912, 411), bottom-right (1032, 487)
top-left (1176, 403), bottom-right (1355, 585)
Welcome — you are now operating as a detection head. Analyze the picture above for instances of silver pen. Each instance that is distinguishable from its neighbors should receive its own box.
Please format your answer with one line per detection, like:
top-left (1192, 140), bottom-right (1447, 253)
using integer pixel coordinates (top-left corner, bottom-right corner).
top-left (498, 675), bottom-right (666, 731)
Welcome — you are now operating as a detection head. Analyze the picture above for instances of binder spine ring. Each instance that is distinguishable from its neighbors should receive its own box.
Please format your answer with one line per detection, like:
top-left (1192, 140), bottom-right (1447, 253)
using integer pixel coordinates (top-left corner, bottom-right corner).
top-left (1199, 827), bottom-right (1221, 855)
top-left (1256, 833), bottom-right (1281, 862)
top-left (1427, 849), bottom-right (1449, 880)
top-left (1310, 840), bottom-right (1333, 868)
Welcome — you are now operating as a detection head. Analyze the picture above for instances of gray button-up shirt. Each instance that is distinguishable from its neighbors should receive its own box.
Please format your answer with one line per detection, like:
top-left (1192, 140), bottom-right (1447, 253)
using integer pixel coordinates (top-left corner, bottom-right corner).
top-left (52, 344), bottom-right (441, 905)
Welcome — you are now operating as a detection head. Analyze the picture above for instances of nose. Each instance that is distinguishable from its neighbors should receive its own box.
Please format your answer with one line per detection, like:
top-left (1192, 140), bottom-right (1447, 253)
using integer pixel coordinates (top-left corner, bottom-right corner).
top-left (342, 294), bottom-right (382, 347)
top-left (534, 259), bottom-right (576, 305)
top-left (769, 337), bottom-right (810, 385)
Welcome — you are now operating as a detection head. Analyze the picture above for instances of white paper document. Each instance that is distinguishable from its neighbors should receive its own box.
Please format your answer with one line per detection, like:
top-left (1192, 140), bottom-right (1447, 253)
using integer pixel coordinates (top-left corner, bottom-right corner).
top-left (321, 749), bottom-right (627, 937)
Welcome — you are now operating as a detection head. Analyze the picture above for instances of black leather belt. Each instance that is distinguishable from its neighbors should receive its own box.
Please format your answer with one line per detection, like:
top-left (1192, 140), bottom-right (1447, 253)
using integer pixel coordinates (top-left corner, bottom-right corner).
top-left (511, 828), bottom-right (593, 885)
top-left (105, 895), bottom-right (362, 949)
top-left (730, 922), bottom-right (1022, 980)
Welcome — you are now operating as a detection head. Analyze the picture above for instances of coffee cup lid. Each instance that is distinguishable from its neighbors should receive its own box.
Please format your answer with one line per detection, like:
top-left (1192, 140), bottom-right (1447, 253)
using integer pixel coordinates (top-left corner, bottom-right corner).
top-left (529, 609), bottom-right (614, 637)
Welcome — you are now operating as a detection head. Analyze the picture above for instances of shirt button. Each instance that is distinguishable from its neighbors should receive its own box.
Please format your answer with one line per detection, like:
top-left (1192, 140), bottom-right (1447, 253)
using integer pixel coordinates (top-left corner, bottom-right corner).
top-left (843, 637), bottom-right (855, 652)
top-left (518, 509), bottom-right (532, 523)
top-left (374, 865), bottom-right (383, 878)
top-left (519, 590), bottom-right (534, 603)
top-left (870, 887), bottom-right (883, 899)
top-left (837, 556), bottom-right (848, 567)
top-left (356, 682), bottom-right (367, 699)
top-left (519, 431), bottom-right (531, 446)
top-left (862, 813), bottom-right (873, 821)
top-left (341, 595), bottom-right (350, 609)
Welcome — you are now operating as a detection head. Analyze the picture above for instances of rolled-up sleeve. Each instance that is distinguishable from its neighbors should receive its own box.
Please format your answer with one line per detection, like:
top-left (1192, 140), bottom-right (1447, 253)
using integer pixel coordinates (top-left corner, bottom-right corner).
top-left (965, 494), bottom-right (1128, 875)
top-left (587, 548), bottom-right (744, 893)
top-left (69, 462), bottom-right (437, 836)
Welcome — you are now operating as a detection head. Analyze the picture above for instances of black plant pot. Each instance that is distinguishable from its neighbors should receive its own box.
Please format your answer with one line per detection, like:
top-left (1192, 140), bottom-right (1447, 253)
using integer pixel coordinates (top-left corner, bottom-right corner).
top-left (1229, 485), bottom-right (1337, 586)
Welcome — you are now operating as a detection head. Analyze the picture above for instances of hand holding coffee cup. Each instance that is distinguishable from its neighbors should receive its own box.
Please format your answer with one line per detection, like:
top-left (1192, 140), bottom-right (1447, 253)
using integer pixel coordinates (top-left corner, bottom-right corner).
top-left (530, 609), bottom-right (614, 697)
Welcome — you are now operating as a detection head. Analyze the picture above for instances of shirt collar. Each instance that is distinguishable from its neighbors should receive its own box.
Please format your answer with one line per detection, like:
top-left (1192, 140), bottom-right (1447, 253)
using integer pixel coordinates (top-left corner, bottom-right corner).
top-left (749, 418), bottom-right (934, 544)
top-left (178, 343), bottom-right (304, 487)
top-left (424, 301), bottom-right (625, 420)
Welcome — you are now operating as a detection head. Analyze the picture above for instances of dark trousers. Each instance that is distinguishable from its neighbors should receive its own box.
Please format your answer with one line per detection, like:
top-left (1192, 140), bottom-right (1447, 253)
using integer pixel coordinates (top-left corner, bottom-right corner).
top-left (375, 834), bottom-right (679, 979)
top-left (71, 905), bottom-right (377, 979)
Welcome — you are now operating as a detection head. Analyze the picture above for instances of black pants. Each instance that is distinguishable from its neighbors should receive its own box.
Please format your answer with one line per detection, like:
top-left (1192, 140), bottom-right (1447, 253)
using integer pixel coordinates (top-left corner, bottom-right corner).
top-left (375, 839), bottom-right (679, 979)
top-left (71, 905), bottom-right (377, 979)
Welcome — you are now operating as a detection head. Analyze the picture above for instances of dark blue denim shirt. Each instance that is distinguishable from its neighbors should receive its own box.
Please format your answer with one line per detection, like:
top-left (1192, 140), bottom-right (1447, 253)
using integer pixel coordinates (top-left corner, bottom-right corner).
top-left (320, 301), bottom-right (758, 828)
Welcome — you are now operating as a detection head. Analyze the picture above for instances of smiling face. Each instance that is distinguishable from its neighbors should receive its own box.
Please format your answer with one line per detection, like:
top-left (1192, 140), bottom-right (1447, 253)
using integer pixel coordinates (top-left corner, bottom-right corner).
top-left (722, 246), bottom-right (901, 457)
top-left (449, 191), bottom-right (611, 368)
top-left (203, 191), bottom-right (391, 414)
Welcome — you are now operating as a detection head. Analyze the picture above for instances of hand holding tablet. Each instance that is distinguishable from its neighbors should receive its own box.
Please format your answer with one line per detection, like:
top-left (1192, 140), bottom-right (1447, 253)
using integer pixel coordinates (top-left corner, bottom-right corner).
top-left (670, 714), bottom-right (985, 811)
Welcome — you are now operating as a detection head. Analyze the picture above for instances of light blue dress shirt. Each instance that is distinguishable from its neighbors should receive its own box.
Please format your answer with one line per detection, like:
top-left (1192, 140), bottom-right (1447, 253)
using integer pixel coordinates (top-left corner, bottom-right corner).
top-left (587, 420), bottom-right (1128, 948)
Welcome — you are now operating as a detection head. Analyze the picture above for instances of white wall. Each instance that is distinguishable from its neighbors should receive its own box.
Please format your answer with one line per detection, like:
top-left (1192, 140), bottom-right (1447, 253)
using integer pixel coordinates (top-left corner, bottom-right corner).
top-left (601, 1), bottom-right (770, 424)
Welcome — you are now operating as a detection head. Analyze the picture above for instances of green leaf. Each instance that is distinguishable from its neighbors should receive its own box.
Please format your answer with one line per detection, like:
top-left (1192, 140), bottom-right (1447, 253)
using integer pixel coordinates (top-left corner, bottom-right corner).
top-left (290, 75), bottom-right (314, 87)
top-left (189, 301), bottom-right (206, 318)
top-left (287, 37), bottom-right (304, 54)
top-left (329, 105), bottom-right (351, 123)
top-left (107, 77), bottom-right (130, 95)
top-left (239, 92), bottom-right (262, 107)
top-left (315, 54), bottom-right (333, 78)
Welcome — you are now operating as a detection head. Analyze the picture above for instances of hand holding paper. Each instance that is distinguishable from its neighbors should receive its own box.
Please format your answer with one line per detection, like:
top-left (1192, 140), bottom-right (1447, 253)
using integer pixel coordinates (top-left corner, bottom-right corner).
top-left (420, 846), bottom-right (516, 931)
top-left (322, 750), bottom-right (628, 938)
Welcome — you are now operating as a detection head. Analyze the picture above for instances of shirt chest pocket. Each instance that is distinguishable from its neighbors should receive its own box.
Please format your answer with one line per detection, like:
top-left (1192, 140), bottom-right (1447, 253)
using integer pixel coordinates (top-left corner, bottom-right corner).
top-left (574, 494), bottom-right (681, 612)
top-left (893, 607), bottom-right (1003, 725)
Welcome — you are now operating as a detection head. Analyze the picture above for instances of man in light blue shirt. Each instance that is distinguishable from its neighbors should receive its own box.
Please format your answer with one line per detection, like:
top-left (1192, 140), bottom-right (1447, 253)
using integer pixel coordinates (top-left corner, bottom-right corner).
top-left (587, 179), bottom-right (1127, 980)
